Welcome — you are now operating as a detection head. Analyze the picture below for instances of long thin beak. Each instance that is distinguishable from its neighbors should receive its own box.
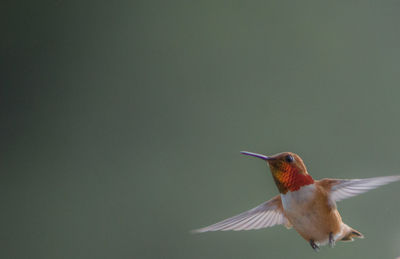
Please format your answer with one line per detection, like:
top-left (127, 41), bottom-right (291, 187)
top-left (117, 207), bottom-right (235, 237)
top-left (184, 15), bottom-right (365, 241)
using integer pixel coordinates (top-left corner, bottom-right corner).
top-left (240, 151), bottom-right (271, 160)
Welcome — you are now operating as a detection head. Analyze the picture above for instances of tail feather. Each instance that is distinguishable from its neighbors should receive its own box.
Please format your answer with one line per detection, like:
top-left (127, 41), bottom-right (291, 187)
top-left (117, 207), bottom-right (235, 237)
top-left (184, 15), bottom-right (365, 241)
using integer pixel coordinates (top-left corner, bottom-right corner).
top-left (340, 226), bottom-right (364, 242)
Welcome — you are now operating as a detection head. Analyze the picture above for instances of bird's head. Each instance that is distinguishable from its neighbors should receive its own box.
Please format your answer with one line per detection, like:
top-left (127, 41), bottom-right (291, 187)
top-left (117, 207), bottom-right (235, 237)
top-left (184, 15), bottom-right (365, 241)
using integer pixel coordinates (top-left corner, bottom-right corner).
top-left (241, 151), bottom-right (314, 194)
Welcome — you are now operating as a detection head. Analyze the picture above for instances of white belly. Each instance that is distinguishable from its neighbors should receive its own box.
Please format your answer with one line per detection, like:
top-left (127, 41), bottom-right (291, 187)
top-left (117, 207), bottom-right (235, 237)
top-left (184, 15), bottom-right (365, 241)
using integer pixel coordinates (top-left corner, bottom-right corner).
top-left (281, 185), bottom-right (317, 233)
top-left (281, 184), bottom-right (316, 211)
top-left (281, 184), bottom-right (343, 245)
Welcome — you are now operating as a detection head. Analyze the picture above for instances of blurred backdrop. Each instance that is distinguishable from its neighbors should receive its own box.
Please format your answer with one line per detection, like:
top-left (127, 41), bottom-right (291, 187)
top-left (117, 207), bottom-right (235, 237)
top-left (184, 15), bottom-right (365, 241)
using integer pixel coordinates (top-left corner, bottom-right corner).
top-left (2, 1), bottom-right (400, 258)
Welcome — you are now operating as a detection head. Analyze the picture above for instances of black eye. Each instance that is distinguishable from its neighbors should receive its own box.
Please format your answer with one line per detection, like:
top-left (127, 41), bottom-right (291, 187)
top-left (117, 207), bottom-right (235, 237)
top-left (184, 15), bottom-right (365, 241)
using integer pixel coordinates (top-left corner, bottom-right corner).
top-left (285, 155), bottom-right (294, 163)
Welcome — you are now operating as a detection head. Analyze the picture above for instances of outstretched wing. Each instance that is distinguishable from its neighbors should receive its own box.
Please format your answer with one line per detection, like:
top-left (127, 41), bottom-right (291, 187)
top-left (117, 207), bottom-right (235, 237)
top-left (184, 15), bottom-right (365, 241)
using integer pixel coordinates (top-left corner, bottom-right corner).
top-left (193, 195), bottom-right (289, 233)
top-left (318, 175), bottom-right (400, 202)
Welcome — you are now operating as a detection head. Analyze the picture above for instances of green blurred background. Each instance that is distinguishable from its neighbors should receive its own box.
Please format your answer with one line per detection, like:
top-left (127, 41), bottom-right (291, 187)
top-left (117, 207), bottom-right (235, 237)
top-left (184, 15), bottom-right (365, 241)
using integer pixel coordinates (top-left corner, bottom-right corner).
top-left (2, 1), bottom-right (400, 258)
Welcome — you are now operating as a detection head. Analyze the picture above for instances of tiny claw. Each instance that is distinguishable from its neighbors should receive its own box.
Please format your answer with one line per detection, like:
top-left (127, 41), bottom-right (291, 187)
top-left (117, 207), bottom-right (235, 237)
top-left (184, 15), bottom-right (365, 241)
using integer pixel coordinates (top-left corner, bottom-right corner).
top-left (309, 240), bottom-right (320, 252)
top-left (329, 232), bottom-right (335, 248)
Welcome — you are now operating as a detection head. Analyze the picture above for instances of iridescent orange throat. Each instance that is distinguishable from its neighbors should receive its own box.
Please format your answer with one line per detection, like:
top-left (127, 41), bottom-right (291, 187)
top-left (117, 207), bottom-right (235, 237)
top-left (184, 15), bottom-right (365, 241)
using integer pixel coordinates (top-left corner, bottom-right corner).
top-left (271, 166), bottom-right (314, 194)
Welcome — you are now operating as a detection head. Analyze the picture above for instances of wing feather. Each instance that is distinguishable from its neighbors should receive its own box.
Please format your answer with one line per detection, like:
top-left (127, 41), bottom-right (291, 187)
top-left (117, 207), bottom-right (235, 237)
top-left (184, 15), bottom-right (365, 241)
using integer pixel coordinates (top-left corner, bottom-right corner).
top-left (318, 175), bottom-right (400, 202)
top-left (193, 195), bottom-right (287, 233)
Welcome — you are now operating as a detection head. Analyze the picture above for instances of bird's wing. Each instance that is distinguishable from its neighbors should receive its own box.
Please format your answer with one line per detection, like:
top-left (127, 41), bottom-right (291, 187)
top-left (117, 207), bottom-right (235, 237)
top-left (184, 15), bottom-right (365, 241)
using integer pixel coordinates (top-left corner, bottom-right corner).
top-left (318, 175), bottom-right (400, 202)
top-left (193, 195), bottom-right (289, 233)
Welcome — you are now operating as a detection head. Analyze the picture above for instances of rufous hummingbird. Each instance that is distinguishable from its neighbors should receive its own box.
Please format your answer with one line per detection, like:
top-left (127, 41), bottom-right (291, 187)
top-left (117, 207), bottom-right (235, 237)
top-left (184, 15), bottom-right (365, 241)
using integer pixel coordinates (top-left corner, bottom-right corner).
top-left (193, 151), bottom-right (400, 251)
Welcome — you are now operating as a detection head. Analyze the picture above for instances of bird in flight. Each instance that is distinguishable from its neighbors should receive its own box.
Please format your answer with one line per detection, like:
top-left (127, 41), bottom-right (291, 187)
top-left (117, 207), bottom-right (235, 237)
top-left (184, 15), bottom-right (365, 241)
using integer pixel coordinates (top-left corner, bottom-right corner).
top-left (193, 151), bottom-right (400, 251)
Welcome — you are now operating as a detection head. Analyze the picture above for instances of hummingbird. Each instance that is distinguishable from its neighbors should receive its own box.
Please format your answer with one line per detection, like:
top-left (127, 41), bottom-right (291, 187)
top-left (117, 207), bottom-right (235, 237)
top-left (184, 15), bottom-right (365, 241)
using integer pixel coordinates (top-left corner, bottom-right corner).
top-left (193, 151), bottom-right (400, 251)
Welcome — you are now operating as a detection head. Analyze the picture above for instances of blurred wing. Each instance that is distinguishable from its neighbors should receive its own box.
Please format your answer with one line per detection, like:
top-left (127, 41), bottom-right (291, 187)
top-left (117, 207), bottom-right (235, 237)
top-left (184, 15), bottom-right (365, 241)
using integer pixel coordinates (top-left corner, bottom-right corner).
top-left (319, 175), bottom-right (400, 202)
top-left (193, 195), bottom-right (288, 233)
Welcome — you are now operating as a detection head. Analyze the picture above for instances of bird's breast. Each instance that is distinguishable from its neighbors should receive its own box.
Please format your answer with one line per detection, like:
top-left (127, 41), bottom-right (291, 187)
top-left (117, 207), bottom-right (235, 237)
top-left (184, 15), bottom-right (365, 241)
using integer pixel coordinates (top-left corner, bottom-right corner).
top-left (281, 183), bottom-right (342, 243)
top-left (281, 184), bottom-right (316, 212)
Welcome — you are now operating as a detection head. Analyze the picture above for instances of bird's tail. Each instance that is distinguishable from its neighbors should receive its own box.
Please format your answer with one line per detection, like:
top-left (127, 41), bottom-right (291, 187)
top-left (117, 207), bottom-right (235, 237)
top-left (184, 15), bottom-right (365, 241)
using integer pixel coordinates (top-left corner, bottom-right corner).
top-left (340, 224), bottom-right (364, 242)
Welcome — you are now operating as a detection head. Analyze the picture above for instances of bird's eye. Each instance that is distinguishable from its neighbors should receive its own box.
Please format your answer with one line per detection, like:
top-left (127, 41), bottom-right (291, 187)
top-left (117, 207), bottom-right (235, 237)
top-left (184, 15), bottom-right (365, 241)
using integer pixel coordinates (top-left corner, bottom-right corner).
top-left (285, 155), bottom-right (294, 163)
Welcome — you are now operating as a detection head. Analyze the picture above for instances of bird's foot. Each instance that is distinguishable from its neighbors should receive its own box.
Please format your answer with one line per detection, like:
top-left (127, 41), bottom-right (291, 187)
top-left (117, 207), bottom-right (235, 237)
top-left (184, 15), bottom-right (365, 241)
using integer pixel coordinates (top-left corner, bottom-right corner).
top-left (309, 240), bottom-right (319, 252)
top-left (329, 232), bottom-right (335, 248)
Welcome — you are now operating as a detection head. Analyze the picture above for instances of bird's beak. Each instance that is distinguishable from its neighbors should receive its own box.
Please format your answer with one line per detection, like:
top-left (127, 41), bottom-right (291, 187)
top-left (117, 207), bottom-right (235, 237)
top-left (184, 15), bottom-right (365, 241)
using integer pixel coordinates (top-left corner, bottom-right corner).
top-left (240, 151), bottom-right (272, 161)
